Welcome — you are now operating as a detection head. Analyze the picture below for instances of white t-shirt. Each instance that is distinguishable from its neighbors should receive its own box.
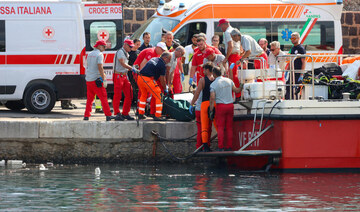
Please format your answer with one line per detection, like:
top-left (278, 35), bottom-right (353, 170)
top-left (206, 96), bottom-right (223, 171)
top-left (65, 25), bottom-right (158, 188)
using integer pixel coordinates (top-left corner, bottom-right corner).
top-left (224, 26), bottom-right (241, 54)
top-left (184, 44), bottom-right (195, 65)
top-left (166, 52), bottom-right (178, 73)
top-left (85, 49), bottom-right (103, 81)
top-left (114, 48), bottom-right (129, 73)
top-left (268, 50), bottom-right (287, 70)
top-left (210, 76), bottom-right (235, 104)
top-left (241, 34), bottom-right (264, 57)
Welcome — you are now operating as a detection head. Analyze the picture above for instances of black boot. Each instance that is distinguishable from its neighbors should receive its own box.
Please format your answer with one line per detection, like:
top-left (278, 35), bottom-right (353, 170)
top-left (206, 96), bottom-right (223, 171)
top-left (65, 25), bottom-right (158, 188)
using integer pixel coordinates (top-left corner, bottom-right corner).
top-left (203, 143), bottom-right (211, 152)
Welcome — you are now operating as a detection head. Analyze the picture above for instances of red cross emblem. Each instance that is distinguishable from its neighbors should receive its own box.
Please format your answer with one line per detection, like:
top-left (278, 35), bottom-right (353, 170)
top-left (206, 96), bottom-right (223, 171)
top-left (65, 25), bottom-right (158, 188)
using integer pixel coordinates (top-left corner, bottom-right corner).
top-left (43, 26), bottom-right (55, 39)
top-left (97, 29), bottom-right (109, 41)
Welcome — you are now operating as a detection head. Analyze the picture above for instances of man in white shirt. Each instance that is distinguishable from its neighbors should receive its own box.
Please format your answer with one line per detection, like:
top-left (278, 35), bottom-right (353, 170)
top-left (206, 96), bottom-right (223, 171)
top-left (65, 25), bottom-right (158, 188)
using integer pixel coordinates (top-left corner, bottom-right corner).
top-left (84, 40), bottom-right (112, 121)
top-left (218, 18), bottom-right (242, 98)
top-left (184, 34), bottom-right (198, 73)
top-left (230, 28), bottom-right (269, 69)
top-left (166, 46), bottom-right (185, 93)
top-left (113, 39), bottom-right (135, 121)
top-left (268, 41), bottom-right (287, 70)
top-left (203, 48), bottom-right (228, 77)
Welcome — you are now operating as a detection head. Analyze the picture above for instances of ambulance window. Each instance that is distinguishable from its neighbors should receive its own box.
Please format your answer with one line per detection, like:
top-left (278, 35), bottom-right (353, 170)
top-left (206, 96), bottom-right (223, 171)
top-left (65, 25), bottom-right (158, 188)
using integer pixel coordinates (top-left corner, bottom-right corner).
top-left (274, 21), bottom-right (334, 51)
top-left (0, 21), bottom-right (5, 52)
top-left (84, 20), bottom-right (123, 51)
top-left (214, 22), bottom-right (271, 46)
top-left (174, 22), bottom-right (206, 47)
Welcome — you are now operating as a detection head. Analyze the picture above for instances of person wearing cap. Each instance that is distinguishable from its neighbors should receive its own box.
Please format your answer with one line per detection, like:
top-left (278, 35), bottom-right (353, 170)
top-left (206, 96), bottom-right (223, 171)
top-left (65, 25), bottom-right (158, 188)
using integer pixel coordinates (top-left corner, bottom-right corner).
top-left (138, 32), bottom-right (152, 51)
top-left (230, 28), bottom-right (269, 69)
top-left (218, 18), bottom-right (242, 98)
top-left (134, 42), bottom-right (167, 70)
top-left (189, 36), bottom-right (221, 86)
top-left (112, 39), bottom-right (136, 121)
top-left (137, 52), bottom-right (172, 121)
top-left (203, 48), bottom-right (228, 76)
top-left (209, 66), bottom-right (242, 151)
top-left (184, 33), bottom-right (198, 75)
top-left (84, 40), bottom-right (112, 121)
top-left (190, 62), bottom-right (217, 152)
top-left (166, 46), bottom-right (185, 94)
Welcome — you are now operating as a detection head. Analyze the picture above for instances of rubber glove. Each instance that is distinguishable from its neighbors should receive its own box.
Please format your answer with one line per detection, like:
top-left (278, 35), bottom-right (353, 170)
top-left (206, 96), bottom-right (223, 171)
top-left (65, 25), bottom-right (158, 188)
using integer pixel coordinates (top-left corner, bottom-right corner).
top-left (181, 73), bottom-right (185, 82)
top-left (189, 77), bottom-right (193, 86)
top-left (298, 75), bottom-right (304, 83)
top-left (230, 63), bottom-right (235, 70)
top-left (103, 80), bottom-right (108, 88)
top-left (189, 105), bottom-right (194, 115)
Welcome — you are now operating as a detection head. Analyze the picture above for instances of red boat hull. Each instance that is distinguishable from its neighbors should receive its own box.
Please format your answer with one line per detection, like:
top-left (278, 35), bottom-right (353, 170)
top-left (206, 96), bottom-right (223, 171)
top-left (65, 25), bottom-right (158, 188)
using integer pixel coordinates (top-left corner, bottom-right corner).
top-left (229, 119), bottom-right (360, 170)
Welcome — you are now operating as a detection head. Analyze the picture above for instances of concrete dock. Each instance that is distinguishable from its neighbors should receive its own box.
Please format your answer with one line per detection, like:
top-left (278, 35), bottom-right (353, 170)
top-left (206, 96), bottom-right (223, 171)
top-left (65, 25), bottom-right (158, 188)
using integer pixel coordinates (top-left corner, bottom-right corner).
top-left (0, 100), bottom-right (208, 164)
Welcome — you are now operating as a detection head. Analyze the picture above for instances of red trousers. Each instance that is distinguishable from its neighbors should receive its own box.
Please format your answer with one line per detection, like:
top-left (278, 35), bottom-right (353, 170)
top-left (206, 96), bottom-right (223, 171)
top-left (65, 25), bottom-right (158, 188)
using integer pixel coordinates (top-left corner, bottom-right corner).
top-left (215, 103), bottom-right (234, 149)
top-left (195, 111), bottom-right (202, 148)
top-left (173, 65), bottom-right (182, 94)
top-left (254, 52), bottom-right (269, 69)
top-left (229, 54), bottom-right (241, 98)
top-left (84, 81), bottom-right (112, 117)
top-left (113, 73), bottom-right (132, 116)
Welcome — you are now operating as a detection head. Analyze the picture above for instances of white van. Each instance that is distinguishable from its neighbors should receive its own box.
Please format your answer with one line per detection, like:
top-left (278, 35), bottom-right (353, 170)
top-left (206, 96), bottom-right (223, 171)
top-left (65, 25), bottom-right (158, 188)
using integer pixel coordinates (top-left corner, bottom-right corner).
top-left (0, 0), bottom-right (123, 113)
top-left (132, 0), bottom-right (343, 65)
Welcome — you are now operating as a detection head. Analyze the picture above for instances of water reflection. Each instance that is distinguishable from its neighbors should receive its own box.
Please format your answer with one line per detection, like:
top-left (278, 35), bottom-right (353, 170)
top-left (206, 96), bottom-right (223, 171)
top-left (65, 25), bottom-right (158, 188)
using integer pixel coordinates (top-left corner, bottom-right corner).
top-left (0, 164), bottom-right (359, 211)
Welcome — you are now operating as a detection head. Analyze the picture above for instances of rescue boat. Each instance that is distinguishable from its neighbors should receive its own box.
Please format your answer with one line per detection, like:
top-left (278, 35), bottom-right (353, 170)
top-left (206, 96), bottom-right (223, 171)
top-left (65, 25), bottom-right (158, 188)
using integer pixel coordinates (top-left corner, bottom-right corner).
top-left (198, 55), bottom-right (360, 170)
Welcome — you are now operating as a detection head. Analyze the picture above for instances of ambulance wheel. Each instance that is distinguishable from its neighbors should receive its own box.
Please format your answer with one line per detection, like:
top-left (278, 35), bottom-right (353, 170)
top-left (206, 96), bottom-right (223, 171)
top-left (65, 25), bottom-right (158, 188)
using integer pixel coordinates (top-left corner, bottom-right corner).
top-left (24, 83), bottom-right (56, 114)
top-left (4, 100), bottom-right (26, 111)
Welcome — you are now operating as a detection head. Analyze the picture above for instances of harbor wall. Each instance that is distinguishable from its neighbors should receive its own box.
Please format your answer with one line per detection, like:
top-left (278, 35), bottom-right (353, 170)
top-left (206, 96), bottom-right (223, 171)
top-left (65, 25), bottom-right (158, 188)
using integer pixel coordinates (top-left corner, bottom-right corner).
top-left (0, 120), bottom-right (209, 163)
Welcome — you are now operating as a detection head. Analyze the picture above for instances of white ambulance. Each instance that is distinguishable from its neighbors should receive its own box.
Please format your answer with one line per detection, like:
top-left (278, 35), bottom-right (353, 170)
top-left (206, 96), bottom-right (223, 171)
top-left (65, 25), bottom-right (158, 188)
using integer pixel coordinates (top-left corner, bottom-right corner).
top-left (0, 0), bottom-right (123, 113)
top-left (132, 0), bottom-right (343, 66)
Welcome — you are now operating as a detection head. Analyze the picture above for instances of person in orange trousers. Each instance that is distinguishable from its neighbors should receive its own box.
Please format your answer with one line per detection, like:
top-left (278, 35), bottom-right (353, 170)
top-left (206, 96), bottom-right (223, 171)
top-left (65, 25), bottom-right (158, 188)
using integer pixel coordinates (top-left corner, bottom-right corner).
top-left (137, 52), bottom-right (172, 121)
top-left (190, 62), bottom-right (217, 152)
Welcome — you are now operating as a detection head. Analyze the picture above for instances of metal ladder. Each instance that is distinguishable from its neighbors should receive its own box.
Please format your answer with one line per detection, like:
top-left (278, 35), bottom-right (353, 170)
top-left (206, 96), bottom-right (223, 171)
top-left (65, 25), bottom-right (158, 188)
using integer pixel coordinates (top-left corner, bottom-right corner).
top-left (250, 100), bottom-right (272, 139)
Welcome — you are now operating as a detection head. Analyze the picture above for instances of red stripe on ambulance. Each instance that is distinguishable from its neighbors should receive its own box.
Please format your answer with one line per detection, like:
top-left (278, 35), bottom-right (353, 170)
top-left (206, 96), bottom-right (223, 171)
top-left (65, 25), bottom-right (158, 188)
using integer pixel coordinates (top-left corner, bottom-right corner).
top-left (4, 55), bottom-right (80, 65)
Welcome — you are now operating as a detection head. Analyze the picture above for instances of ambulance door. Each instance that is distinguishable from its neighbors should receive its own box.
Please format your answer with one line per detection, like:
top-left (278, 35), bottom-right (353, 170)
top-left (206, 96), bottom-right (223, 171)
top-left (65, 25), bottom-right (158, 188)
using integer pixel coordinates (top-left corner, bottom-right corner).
top-left (0, 20), bottom-right (5, 96)
top-left (174, 21), bottom-right (208, 47)
top-left (83, 4), bottom-right (123, 94)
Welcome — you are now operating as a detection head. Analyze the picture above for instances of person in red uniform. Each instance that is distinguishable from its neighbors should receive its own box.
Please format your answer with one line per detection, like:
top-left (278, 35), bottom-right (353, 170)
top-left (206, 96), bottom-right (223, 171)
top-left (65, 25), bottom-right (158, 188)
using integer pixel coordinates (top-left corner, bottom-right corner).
top-left (189, 36), bottom-right (221, 86)
top-left (209, 67), bottom-right (242, 151)
top-left (218, 18), bottom-right (242, 98)
top-left (134, 42), bottom-right (167, 70)
top-left (83, 40), bottom-right (112, 121)
top-left (137, 52), bottom-right (172, 121)
top-left (112, 39), bottom-right (135, 121)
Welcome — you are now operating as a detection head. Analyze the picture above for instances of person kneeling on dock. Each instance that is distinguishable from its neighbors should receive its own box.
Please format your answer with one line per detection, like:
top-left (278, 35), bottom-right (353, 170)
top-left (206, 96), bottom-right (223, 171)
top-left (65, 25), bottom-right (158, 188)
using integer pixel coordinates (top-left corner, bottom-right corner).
top-left (137, 52), bottom-right (172, 121)
top-left (209, 67), bottom-right (242, 151)
top-left (190, 62), bottom-right (217, 152)
top-left (83, 40), bottom-right (112, 121)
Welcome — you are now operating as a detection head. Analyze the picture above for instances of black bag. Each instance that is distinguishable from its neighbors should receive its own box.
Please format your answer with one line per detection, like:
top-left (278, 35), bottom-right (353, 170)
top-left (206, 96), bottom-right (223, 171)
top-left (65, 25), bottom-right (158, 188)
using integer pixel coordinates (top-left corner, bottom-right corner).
top-left (95, 78), bottom-right (103, 88)
top-left (314, 63), bottom-right (342, 77)
top-left (162, 96), bottom-right (195, 122)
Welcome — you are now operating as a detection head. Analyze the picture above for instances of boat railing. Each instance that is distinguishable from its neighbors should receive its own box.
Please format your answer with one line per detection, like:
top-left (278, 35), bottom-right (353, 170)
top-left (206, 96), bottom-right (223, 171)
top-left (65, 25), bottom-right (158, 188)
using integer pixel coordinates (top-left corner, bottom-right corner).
top-left (275, 54), bottom-right (360, 100)
top-left (238, 56), bottom-right (267, 100)
top-left (275, 54), bottom-right (315, 100)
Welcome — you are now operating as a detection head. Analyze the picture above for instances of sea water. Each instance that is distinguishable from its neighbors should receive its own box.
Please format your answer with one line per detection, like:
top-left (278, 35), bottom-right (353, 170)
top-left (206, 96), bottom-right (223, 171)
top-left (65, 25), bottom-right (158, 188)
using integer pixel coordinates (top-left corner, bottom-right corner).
top-left (0, 163), bottom-right (359, 211)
